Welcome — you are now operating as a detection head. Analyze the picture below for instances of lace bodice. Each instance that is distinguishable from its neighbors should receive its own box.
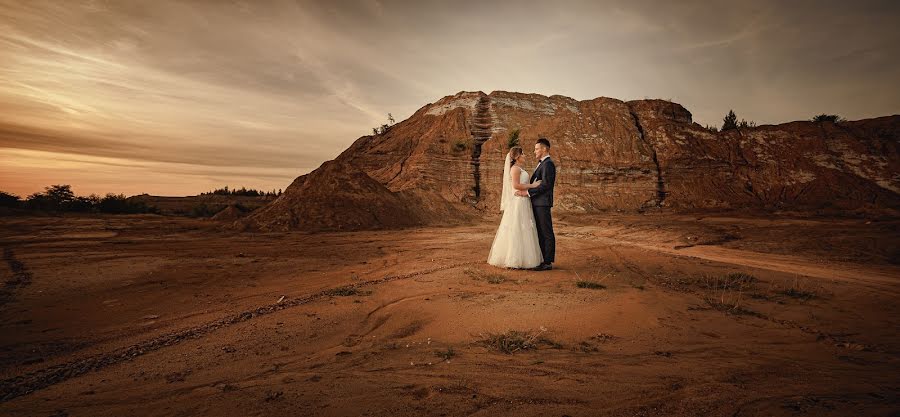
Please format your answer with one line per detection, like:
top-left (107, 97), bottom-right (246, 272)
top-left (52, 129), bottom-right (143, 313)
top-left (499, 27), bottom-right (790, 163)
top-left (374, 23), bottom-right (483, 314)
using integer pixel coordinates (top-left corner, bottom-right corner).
top-left (512, 168), bottom-right (529, 185)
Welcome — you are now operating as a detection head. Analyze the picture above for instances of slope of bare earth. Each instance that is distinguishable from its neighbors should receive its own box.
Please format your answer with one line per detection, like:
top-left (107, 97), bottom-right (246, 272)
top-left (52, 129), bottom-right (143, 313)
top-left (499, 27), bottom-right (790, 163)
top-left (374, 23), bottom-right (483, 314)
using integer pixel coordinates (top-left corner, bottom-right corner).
top-left (1, 213), bottom-right (898, 416)
top-left (237, 160), bottom-right (474, 232)
top-left (127, 194), bottom-right (274, 217)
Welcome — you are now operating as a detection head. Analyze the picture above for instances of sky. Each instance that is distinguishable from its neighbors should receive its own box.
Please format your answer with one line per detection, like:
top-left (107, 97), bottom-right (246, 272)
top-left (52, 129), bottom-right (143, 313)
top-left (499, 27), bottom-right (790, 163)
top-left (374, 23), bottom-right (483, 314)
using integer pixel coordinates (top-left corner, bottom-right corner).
top-left (1, 0), bottom-right (898, 197)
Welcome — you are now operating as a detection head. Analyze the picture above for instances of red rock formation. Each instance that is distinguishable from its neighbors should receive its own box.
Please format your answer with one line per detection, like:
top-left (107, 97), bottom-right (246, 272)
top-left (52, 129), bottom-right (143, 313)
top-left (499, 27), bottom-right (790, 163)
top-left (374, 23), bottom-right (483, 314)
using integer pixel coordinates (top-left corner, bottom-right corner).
top-left (244, 91), bottom-right (899, 231)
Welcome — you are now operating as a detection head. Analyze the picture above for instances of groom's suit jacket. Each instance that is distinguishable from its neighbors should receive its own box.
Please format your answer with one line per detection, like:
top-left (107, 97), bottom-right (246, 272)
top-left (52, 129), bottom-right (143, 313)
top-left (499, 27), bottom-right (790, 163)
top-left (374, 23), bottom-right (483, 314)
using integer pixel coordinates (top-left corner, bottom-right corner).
top-left (528, 156), bottom-right (556, 207)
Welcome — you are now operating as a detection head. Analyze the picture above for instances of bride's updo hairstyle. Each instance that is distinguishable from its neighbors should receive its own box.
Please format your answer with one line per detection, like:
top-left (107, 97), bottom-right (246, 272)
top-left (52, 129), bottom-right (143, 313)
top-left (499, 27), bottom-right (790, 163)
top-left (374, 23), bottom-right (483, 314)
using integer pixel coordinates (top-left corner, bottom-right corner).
top-left (508, 146), bottom-right (523, 167)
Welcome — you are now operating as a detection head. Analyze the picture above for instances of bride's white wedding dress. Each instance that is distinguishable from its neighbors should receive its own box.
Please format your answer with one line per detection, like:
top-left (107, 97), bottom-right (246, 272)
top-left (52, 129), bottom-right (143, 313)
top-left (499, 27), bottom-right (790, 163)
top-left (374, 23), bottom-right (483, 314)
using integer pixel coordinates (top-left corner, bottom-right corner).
top-left (487, 156), bottom-right (543, 269)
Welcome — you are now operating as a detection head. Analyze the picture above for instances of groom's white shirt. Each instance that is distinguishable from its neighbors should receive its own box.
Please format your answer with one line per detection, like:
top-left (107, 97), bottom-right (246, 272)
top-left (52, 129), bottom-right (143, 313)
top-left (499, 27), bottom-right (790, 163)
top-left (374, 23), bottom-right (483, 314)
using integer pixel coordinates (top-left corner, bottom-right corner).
top-left (535, 154), bottom-right (549, 171)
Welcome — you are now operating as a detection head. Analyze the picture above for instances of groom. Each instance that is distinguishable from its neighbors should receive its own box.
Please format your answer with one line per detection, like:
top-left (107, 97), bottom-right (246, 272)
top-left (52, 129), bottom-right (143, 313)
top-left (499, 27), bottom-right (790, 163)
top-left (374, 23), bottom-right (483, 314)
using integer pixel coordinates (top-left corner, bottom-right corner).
top-left (516, 137), bottom-right (556, 271)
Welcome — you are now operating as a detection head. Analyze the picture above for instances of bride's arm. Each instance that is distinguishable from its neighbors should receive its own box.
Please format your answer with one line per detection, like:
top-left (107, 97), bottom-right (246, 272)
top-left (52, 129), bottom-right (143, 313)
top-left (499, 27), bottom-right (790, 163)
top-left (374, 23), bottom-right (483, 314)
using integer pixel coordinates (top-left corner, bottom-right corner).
top-left (510, 166), bottom-right (540, 190)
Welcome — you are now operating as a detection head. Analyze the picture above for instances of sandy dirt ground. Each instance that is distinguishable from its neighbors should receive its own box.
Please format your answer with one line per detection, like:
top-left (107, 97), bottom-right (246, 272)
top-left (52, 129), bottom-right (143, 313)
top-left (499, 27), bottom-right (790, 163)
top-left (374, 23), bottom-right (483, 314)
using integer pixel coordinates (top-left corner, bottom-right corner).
top-left (0, 213), bottom-right (898, 416)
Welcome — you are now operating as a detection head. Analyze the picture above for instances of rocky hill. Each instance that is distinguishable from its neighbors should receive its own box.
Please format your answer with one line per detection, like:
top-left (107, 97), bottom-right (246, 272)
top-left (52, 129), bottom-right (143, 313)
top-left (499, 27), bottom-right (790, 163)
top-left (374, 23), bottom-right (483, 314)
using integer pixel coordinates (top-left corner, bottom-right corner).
top-left (240, 91), bottom-right (899, 231)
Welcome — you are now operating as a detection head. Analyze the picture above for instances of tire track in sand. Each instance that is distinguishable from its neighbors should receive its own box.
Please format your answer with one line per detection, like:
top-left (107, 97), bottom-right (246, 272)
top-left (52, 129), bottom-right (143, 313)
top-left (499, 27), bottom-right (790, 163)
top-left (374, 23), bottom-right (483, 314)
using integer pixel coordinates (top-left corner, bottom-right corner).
top-left (0, 261), bottom-right (473, 402)
top-left (1, 248), bottom-right (32, 306)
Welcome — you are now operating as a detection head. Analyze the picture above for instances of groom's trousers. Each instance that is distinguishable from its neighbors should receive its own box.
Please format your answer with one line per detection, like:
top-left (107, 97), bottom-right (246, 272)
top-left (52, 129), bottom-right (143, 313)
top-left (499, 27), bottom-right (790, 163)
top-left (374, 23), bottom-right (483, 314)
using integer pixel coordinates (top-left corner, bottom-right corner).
top-left (532, 205), bottom-right (555, 264)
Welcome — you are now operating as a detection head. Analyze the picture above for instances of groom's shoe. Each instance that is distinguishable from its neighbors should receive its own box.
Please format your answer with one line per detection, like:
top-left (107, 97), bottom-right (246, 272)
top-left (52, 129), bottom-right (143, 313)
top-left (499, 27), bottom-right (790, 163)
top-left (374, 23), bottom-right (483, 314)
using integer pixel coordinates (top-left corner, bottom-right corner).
top-left (534, 263), bottom-right (552, 271)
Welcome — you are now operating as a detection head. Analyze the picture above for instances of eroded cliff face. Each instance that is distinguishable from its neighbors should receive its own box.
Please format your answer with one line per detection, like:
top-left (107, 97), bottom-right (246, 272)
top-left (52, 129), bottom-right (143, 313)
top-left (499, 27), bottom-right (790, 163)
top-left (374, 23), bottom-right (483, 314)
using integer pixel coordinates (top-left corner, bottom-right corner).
top-left (630, 101), bottom-right (899, 211)
top-left (243, 91), bottom-right (899, 231)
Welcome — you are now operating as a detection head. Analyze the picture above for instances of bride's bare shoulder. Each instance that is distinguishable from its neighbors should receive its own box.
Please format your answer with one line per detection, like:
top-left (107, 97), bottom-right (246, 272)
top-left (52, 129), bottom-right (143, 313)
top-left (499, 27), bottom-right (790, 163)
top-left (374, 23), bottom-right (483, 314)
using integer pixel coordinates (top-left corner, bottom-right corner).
top-left (510, 165), bottom-right (522, 176)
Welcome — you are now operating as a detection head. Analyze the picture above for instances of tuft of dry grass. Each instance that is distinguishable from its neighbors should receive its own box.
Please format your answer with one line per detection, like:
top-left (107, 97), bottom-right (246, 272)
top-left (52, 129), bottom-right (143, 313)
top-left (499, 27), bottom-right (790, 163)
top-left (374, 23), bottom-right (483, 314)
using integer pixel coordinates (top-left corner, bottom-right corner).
top-left (476, 327), bottom-right (560, 354)
top-left (434, 347), bottom-right (456, 361)
top-left (699, 272), bottom-right (765, 317)
top-left (574, 270), bottom-right (610, 290)
top-left (698, 272), bottom-right (757, 290)
top-left (705, 297), bottom-right (764, 317)
top-left (703, 290), bottom-right (765, 317)
top-left (576, 280), bottom-right (606, 289)
top-left (486, 275), bottom-right (505, 284)
top-left (778, 277), bottom-right (818, 300)
top-left (264, 390), bottom-right (283, 401)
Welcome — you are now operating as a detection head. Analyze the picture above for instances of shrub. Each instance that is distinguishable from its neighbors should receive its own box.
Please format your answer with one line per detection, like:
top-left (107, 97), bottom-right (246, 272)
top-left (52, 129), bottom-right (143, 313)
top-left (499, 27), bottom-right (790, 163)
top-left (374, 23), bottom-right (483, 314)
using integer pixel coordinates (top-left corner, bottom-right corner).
top-left (372, 113), bottom-right (396, 135)
top-left (98, 193), bottom-right (153, 214)
top-left (476, 328), bottom-right (559, 354)
top-left (0, 191), bottom-right (21, 208)
top-left (812, 114), bottom-right (843, 123)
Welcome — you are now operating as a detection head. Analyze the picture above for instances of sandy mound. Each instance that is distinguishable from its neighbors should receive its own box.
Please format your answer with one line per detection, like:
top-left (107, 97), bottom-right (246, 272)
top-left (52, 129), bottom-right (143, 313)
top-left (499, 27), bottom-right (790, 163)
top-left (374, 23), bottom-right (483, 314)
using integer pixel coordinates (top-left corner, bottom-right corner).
top-left (238, 160), bottom-right (469, 232)
top-left (210, 204), bottom-right (246, 222)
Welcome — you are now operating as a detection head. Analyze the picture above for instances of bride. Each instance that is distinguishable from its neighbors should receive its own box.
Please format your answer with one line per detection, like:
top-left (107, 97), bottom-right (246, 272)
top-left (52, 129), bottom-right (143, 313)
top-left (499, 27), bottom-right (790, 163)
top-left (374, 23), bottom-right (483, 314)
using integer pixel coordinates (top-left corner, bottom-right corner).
top-left (487, 146), bottom-right (544, 269)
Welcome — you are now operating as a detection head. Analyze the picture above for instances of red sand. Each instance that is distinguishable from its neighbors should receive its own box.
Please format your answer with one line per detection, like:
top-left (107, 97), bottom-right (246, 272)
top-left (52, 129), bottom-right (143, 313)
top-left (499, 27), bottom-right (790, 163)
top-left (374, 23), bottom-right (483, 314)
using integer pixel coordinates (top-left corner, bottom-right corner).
top-left (0, 213), bottom-right (898, 416)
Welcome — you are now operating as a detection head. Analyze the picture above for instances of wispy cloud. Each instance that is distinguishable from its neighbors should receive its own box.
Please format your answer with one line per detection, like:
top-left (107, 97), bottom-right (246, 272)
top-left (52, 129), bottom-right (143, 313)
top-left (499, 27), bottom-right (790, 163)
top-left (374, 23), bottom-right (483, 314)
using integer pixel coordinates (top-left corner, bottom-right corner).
top-left (0, 0), bottom-right (898, 196)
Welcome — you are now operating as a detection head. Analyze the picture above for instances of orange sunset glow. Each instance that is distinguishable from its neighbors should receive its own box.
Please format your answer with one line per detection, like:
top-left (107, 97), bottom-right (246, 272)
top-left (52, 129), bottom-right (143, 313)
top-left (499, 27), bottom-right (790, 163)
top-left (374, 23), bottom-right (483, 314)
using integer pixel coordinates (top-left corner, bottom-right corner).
top-left (1, 0), bottom-right (898, 197)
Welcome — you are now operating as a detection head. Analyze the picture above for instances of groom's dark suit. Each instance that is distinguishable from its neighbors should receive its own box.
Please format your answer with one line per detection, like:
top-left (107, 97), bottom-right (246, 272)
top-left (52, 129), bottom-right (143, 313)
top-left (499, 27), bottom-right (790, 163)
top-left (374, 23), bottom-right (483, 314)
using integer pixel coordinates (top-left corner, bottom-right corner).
top-left (528, 156), bottom-right (556, 264)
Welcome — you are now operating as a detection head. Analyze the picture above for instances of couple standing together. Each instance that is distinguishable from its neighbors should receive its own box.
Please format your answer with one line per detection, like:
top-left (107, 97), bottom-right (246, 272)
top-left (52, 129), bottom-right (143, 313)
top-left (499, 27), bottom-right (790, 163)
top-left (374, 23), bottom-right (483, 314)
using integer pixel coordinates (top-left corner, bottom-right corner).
top-left (487, 138), bottom-right (556, 271)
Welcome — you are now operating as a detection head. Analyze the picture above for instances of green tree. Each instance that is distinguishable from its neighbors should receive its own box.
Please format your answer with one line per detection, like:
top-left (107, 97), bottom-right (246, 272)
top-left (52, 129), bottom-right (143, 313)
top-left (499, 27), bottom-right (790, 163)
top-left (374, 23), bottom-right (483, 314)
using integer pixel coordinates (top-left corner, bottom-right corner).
top-left (0, 191), bottom-right (20, 208)
top-left (66, 195), bottom-right (95, 212)
top-left (812, 114), bottom-right (843, 123)
top-left (45, 184), bottom-right (75, 205)
top-left (722, 110), bottom-right (738, 131)
top-left (507, 128), bottom-right (521, 149)
top-left (98, 193), bottom-right (152, 214)
top-left (26, 184), bottom-right (75, 211)
top-left (372, 114), bottom-right (396, 135)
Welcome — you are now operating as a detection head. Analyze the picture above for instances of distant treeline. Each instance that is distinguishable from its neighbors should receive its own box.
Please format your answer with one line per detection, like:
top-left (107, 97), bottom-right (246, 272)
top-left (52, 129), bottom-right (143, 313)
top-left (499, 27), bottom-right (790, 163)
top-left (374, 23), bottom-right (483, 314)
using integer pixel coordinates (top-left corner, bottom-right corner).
top-left (201, 186), bottom-right (282, 197)
top-left (0, 185), bottom-right (156, 214)
top-left (704, 111), bottom-right (844, 133)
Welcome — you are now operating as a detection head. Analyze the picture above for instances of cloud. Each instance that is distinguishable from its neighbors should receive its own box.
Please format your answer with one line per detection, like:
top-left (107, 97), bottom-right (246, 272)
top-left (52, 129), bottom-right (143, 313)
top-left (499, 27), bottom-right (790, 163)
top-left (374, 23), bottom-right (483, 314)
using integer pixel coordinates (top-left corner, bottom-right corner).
top-left (0, 121), bottom-right (324, 169)
top-left (0, 0), bottom-right (898, 196)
